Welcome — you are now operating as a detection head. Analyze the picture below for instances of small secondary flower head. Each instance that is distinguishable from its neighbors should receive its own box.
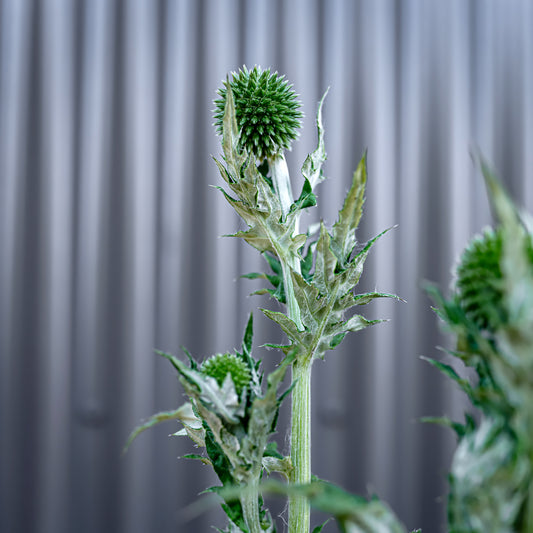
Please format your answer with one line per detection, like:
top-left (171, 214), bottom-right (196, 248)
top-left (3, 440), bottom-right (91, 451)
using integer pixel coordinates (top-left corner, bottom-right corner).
top-left (201, 352), bottom-right (251, 396)
top-left (214, 65), bottom-right (303, 161)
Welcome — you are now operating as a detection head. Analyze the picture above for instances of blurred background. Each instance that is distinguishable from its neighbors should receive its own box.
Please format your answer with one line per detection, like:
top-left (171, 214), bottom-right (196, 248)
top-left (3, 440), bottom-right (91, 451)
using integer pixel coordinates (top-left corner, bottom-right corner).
top-left (1, 0), bottom-right (533, 532)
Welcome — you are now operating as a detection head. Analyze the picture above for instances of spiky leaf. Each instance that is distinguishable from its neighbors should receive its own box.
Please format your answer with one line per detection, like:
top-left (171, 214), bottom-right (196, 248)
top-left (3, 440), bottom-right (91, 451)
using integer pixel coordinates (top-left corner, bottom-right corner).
top-left (301, 89), bottom-right (328, 189)
top-left (123, 405), bottom-right (198, 453)
top-left (331, 154), bottom-right (367, 267)
top-left (313, 223), bottom-right (337, 294)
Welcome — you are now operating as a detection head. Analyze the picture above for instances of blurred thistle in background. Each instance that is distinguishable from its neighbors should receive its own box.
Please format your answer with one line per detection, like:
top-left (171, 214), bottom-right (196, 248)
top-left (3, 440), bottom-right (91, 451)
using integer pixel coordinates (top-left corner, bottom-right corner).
top-left (1, 1), bottom-right (533, 532)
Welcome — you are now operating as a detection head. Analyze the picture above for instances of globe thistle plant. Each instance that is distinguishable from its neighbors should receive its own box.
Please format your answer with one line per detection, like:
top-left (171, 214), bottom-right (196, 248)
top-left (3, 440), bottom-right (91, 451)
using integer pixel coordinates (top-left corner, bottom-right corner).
top-left (210, 67), bottom-right (403, 532)
top-left (127, 66), bottom-right (407, 533)
top-left (426, 163), bottom-right (533, 533)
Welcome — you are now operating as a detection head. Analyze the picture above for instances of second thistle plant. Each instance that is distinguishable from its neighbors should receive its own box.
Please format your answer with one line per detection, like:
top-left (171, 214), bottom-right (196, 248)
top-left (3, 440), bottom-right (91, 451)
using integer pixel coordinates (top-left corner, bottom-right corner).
top-left (426, 163), bottom-right (533, 533)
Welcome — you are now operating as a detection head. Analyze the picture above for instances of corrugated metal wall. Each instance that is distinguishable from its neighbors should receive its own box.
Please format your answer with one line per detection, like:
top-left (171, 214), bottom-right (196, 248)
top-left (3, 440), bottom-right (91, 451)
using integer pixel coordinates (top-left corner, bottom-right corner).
top-left (1, 1), bottom-right (532, 532)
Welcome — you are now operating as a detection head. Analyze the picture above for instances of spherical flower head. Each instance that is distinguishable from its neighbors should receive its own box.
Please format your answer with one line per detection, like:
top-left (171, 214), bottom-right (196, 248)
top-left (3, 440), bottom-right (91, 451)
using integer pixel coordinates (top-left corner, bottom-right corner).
top-left (455, 228), bottom-right (506, 332)
top-left (200, 353), bottom-right (251, 396)
top-left (214, 65), bottom-right (303, 161)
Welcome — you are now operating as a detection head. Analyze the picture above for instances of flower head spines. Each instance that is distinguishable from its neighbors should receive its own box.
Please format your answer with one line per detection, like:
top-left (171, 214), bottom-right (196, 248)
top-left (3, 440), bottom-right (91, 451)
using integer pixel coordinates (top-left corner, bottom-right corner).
top-left (214, 65), bottom-right (303, 161)
top-left (455, 228), bottom-right (506, 332)
top-left (200, 353), bottom-right (252, 396)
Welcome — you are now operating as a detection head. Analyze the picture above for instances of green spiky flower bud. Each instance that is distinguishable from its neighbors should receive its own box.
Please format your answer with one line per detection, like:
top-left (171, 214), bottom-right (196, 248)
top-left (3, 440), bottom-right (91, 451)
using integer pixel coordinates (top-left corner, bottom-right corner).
top-left (201, 353), bottom-right (251, 396)
top-left (455, 228), bottom-right (505, 332)
top-left (214, 65), bottom-right (303, 161)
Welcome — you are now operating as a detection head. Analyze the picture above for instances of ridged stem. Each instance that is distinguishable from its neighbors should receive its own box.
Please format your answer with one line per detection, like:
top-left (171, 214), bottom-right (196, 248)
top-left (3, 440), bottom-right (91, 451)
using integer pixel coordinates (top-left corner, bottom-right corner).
top-left (288, 356), bottom-right (312, 533)
top-left (270, 151), bottom-right (311, 531)
top-left (240, 481), bottom-right (262, 533)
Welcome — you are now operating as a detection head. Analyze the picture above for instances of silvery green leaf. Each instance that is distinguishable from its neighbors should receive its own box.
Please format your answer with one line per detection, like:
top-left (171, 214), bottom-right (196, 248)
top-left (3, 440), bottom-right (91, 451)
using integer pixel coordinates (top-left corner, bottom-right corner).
top-left (301, 89), bottom-right (328, 190)
top-left (231, 227), bottom-right (276, 255)
top-left (195, 372), bottom-right (244, 424)
top-left (194, 400), bottom-right (242, 476)
top-left (269, 266), bottom-right (393, 360)
top-left (213, 157), bottom-right (235, 186)
top-left (350, 292), bottom-right (405, 306)
top-left (174, 400), bottom-right (203, 429)
top-left (291, 272), bottom-right (325, 330)
top-left (331, 153), bottom-right (367, 267)
top-left (213, 184), bottom-right (263, 229)
top-left (204, 428), bottom-right (248, 531)
top-left (170, 402), bottom-right (207, 448)
top-left (261, 309), bottom-right (303, 345)
top-left (300, 241), bottom-right (315, 281)
top-left (342, 314), bottom-right (385, 333)
top-left (240, 358), bottom-right (292, 479)
top-left (313, 223), bottom-right (337, 294)
top-left (335, 227), bottom-right (394, 297)
top-left (215, 150), bottom-right (306, 267)
top-left (123, 404), bottom-right (196, 453)
top-left (221, 83), bottom-right (246, 174)
top-left (314, 315), bottom-right (383, 359)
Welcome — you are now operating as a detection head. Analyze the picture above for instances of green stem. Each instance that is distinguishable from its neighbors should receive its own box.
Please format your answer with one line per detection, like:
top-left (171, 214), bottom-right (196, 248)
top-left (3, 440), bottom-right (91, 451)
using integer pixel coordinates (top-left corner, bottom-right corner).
top-left (269, 151), bottom-right (312, 531)
top-left (288, 356), bottom-right (313, 533)
top-left (241, 480), bottom-right (263, 533)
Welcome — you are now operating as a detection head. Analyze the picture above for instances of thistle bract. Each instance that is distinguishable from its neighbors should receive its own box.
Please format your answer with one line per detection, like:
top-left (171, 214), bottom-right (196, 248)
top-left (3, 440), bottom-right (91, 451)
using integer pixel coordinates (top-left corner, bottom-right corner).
top-left (201, 352), bottom-right (251, 396)
top-left (214, 65), bottom-right (302, 161)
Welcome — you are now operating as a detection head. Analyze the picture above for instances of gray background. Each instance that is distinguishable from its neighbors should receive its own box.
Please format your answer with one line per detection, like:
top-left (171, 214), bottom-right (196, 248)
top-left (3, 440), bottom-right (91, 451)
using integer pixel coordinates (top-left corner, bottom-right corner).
top-left (1, 1), bottom-right (532, 532)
